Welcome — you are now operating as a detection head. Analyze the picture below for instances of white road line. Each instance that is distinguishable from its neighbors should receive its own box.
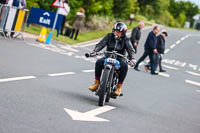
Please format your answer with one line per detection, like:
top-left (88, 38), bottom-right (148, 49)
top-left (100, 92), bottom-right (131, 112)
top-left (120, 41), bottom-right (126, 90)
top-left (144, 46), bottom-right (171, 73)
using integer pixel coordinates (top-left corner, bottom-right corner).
top-left (48, 72), bottom-right (75, 77)
top-left (170, 44), bottom-right (176, 49)
top-left (79, 42), bottom-right (97, 48)
top-left (185, 71), bottom-right (200, 77)
top-left (181, 37), bottom-right (185, 41)
top-left (139, 62), bottom-right (145, 66)
top-left (82, 69), bottom-right (95, 73)
top-left (196, 90), bottom-right (200, 93)
top-left (164, 49), bottom-right (170, 54)
top-left (185, 80), bottom-right (200, 87)
top-left (0, 76), bottom-right (36, 83)
top-left (162, 64), bottom-right (179, 70)
top-left (60, 46), bottom-right (79, 52)
top-left (158, 73), bottom-right (170, 78)
top-left (176, 40), bottom-right (181, 44)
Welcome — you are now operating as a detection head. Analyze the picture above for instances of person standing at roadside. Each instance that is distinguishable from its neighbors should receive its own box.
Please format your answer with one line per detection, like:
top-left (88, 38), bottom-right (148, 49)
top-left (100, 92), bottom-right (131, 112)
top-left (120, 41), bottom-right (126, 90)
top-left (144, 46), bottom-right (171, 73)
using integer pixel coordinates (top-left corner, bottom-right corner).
top-left (134, 26), bottom-right (160, 75)
top-left (0, 0), bottom-right (8, 4)
top-left (70, 8), bottom-right (85, 40)
top-left (58, 0), bottom-right (70, 35)
top-left (130, 22), bottom-right (144, 54)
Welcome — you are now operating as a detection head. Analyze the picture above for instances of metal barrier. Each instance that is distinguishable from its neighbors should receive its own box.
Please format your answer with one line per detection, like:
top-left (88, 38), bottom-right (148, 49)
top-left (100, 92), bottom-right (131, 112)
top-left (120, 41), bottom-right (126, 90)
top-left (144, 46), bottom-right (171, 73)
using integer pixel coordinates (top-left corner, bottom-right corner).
top-left (0, 5), bottom-right (10, 37)
top-left (0, 4), bottom-right (29, 39)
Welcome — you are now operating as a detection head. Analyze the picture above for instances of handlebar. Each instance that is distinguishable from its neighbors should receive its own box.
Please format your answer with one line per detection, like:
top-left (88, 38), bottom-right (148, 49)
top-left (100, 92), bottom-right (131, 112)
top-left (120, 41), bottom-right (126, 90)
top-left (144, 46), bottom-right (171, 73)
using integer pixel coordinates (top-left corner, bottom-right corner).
top-left (85, 51), bottom-right (129, 61)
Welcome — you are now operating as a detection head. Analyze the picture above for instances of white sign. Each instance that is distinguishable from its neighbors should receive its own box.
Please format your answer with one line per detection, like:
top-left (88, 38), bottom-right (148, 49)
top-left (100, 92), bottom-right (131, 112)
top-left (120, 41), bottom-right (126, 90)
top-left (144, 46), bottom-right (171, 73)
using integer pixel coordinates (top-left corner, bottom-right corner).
top-left (52, 0), bottom-right (64, 8)
top-left (39, 12), bottom-right (51, 25)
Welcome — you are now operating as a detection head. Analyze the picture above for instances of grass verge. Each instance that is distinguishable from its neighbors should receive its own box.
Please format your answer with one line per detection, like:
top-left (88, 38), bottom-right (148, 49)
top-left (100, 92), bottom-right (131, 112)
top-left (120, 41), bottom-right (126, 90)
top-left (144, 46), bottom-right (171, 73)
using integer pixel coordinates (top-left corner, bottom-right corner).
top-left (25, 21), bottom-right (142, 45)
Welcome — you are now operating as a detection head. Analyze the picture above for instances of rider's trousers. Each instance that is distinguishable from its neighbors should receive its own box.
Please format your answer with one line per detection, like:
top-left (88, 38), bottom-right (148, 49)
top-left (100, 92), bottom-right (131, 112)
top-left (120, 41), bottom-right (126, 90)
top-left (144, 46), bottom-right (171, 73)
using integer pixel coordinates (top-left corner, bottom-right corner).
top-left (95, 57), bottom-right (128, 84)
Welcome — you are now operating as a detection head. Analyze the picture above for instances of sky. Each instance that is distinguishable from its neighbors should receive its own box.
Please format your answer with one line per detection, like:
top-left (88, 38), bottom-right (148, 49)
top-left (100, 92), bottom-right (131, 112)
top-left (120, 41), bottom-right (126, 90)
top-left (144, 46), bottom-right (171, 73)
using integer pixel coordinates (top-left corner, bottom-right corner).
top-left (178, 0), bottom-right (200, 7)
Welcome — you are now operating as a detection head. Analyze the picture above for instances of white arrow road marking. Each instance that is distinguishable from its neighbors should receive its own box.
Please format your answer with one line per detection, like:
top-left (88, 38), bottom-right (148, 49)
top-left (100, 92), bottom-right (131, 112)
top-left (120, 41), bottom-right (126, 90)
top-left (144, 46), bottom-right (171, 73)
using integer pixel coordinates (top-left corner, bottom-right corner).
top-left (48, 72), bottom-right (75, 77)
top-left (185, 80), bottom-right (200, 87)
top-left (82, 69), bottom-right (95, 73)
top-left (158, 73), bottom-right (170, 78)
top-left (162, 64), bottom-right (179, 70)
top-left (186, 71), bottom-right (200, 77)
top-left (0, 76), bottom-right (36, 83)
top-left (64, 105), bottom-right (116, 122)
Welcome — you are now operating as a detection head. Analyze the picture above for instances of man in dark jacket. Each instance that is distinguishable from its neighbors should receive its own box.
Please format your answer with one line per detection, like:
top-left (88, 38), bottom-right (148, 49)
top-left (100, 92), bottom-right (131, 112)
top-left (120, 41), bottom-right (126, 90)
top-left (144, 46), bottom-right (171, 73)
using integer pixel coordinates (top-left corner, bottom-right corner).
top-left (156, 29), bottom-right (168, 72)
top-left (0, 0), bottom-right (7, 4)
top-left (144, 29), bottom-right (168, 72)
top-left (12, 0), bottom-right (26, 8)
top-left (134, 26), bottom-right (160, 75)
top-left (130, 22), bottom-right (144, 54)
top-left (88, 22), bottom-right (136, 96)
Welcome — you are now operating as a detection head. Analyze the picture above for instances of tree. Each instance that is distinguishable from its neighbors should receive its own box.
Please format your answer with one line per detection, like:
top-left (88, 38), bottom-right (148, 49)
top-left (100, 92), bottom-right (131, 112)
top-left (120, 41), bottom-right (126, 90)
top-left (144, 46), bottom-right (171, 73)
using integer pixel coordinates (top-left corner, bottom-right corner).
top-left (113, 0), bottom-right (139, 19)
top-left (26, 0), bottom-right (39, 10)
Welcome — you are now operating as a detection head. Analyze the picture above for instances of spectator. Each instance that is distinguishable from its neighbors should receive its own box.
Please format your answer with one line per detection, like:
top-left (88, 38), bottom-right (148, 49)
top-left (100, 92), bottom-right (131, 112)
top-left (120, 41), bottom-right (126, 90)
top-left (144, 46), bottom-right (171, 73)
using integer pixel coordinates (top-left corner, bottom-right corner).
top-left (130, 22), bottom-right (144, 54)
top-left (12, 0), bottom-right (26, 9)
top-left (70, 8), bottom-right (85, 40)
top-left (145, 29), bottom-right (168, 72)
top-left (0, 0), bottom-right (8, 4)
top-left (134, 26), bottom-right (160, 75)
top-left (58, 0), bottom-right (70, 35)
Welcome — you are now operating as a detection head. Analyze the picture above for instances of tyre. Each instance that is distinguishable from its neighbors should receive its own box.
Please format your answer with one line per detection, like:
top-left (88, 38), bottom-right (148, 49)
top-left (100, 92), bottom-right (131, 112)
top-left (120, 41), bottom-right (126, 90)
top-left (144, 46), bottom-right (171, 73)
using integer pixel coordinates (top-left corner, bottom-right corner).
top-left (99, 68), bottom-right (110, 106)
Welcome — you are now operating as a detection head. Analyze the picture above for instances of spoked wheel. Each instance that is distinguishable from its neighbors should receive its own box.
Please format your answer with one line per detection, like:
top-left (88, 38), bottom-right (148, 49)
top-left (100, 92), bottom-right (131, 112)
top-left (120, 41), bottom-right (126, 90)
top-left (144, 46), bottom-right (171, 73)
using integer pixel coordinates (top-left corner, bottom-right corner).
top-left (98, 69), bottom-right (110, 106)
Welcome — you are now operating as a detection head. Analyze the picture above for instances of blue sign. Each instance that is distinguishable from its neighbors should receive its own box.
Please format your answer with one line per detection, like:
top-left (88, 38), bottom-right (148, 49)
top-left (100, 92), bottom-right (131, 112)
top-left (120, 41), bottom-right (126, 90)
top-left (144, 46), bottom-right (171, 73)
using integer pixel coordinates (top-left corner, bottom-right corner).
top-left (27, 7), bottom-right (64, 37)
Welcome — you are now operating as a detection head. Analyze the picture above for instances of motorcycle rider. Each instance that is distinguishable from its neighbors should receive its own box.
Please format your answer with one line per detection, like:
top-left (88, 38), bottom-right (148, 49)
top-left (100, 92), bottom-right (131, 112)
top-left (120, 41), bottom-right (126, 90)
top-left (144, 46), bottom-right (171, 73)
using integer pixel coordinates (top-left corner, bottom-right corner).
top-left (88, 22), bottom-right (136, 96)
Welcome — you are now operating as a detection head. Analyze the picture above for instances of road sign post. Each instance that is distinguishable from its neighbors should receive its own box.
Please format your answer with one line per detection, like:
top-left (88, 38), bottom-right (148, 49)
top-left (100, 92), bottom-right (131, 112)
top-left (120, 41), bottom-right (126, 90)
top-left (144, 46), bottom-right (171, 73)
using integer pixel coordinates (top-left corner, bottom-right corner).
top-left (46, 0), bottom-right (64, 44)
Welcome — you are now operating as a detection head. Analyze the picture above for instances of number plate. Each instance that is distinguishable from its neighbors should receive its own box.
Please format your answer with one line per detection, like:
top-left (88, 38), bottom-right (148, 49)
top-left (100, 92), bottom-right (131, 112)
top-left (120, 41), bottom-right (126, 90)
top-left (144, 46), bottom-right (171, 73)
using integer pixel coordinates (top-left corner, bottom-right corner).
top-left (105, 58), bottom-right (117, 64)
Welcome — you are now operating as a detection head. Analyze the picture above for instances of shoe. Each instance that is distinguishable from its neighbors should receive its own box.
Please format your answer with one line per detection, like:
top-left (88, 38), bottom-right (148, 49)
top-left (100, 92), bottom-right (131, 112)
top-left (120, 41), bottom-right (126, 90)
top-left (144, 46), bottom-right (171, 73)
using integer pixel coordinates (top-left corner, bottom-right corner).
top-left (160, 69), bottom-right (166, 72)
top-left (151, 72), bottom-right (158, 75)
top-left (144, 65), bottom-right (149, 72)
top-left (114, 84), bottom-right (122, 96)
top-left (134, 67), bottom-right (140, 71)
top-left (88, 80), bottom-right (100, 91)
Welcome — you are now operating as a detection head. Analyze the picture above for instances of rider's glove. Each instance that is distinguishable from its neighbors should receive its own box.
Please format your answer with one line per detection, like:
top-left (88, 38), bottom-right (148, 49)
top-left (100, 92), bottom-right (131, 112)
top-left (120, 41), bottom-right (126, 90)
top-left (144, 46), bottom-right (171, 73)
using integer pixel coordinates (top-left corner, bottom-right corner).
top-left (90, 51), bottom-right (97, 57)
top-left (129, 58), bottom-right (137, 67)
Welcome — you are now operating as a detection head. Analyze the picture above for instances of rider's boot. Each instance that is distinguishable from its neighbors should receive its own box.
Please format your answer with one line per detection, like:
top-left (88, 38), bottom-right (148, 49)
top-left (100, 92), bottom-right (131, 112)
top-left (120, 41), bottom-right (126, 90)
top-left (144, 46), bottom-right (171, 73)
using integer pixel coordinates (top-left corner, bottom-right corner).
top-left (88, 80), bottom-right (100, 91)
top-left (114, 83), bottom-right (122, 96)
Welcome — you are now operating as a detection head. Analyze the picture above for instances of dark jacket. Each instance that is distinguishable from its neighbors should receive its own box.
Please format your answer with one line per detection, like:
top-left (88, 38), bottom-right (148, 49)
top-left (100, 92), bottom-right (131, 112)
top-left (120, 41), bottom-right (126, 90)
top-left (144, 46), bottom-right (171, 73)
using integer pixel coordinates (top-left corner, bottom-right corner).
top-left (12, 0), bottom-right (26, 8)
top-left (157, 34), bottom-right (165, 54)
top-left (0, 0), bottom-right (6, 4)
top-left (130, 26), bottom-right (141, 46)
top-left (144, 31), bottom-right (157, 51)
top-left (94, 33), bottom-right (135, 60)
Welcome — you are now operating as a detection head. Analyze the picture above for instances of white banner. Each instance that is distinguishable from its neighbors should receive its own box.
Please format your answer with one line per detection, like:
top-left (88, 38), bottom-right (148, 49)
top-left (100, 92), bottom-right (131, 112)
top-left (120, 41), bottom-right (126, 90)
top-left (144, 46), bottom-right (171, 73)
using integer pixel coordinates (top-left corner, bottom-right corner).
top-left (5, 7), bottom-right (17, 31)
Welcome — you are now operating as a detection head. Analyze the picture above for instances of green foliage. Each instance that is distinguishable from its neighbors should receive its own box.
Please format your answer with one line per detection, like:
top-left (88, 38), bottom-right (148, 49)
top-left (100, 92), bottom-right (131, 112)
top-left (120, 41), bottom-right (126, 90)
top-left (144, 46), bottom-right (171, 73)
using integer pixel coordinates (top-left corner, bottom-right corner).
top-left (37, 0), bottom-right (56, 11)
top-left (26, 0), bottom-right (39, 9)
top-left (177, 12), bottom-right (186, 27)
top-left (113, 0), bottom-right (138, 19)
top-left (169, 0), bottom-right (199, 27)
top-left (26, 0), bottom-right (200, 29)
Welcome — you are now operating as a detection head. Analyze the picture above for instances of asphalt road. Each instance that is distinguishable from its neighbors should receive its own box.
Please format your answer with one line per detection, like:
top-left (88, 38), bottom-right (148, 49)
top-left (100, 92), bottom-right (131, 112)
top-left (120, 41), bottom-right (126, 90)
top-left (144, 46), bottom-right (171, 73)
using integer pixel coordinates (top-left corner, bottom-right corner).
top-left (0, 27), bottom-right (200, 133)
